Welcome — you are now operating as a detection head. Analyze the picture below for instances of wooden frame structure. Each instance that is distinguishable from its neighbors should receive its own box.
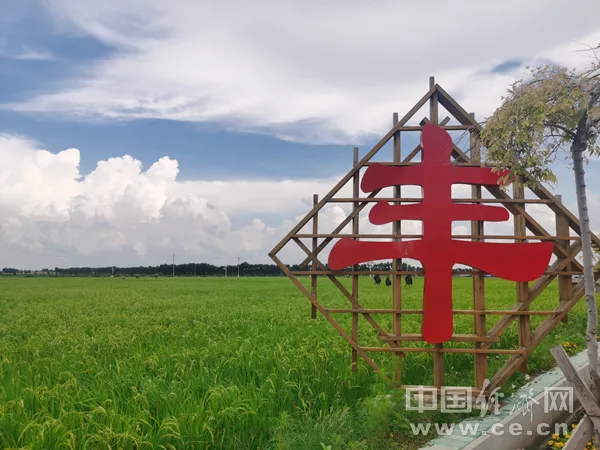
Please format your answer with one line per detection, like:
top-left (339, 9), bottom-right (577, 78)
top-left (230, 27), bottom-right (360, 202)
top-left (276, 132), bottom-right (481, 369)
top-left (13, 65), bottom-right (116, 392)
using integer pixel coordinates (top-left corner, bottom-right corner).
top-left (269, 77), bottom-right (600, 395)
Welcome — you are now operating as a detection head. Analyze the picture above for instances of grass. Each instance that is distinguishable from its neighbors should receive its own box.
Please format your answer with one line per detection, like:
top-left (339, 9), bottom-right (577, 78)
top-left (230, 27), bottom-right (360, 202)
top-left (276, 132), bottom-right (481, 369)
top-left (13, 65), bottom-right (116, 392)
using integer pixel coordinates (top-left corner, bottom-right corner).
top-left (0, 276), bottom-right (594, 449)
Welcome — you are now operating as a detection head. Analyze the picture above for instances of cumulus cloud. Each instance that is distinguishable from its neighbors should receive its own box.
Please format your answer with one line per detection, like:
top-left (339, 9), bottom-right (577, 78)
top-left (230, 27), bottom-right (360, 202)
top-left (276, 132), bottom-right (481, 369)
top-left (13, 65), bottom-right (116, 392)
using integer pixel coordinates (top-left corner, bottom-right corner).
top-left (1, 134), bottom-right (598, 269)
top-left (0, 134), bottom-right (363, 268)
top-left (5, 0), bottom-right (600, 143)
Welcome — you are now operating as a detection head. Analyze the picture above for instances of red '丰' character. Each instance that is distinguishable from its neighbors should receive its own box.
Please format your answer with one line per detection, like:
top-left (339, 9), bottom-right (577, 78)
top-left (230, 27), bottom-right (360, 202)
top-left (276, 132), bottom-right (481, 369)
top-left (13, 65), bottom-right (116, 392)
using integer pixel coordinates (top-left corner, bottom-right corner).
top-left (328, 123), bottom-right (553, 344)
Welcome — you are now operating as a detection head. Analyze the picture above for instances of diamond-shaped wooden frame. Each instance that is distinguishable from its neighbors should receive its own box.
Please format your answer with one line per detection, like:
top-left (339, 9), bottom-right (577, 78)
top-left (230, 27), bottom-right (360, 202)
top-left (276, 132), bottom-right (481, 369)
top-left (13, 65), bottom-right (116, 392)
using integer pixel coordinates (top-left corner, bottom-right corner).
top-left (269, 77), bottom-right (600, 395)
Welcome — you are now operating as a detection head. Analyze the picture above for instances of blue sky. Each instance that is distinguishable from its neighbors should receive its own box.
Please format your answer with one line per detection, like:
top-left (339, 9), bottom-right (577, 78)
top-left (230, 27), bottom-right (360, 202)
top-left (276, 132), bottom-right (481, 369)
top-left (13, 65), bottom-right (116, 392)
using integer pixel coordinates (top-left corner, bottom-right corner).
top-left (0, 109), bottom-right (357, 180)
top-left (1, 0), bottom-right (600, 269)
top-left (0, 22), bottom-right (356, 181)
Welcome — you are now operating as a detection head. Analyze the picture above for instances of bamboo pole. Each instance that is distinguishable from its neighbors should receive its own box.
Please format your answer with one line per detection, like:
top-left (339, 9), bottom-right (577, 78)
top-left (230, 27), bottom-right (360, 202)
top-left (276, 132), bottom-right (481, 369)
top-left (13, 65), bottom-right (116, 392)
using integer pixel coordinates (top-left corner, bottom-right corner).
top-left (328, 197), bottom-right (555, 204)
top-left (352, 148), bottom-right (359, 371)
top-left (556, 195), bottom-right (573, 323)
top-left (290, 270), bottom-right (583, 276)
top-left (430, 76), bottom-right (444, 388)
top-left (514, 180), bottom-right (530, 373)
top-left (325, 309), bottom-right (558, 315)
top-left (470, 112), bottom-right (487, 389)
top-left (392, 112), bottom-right (403, 386)
top-left (294, 233), bottom-right (578, 240)
top-left (363, 347), bottom-right (525, 355)
top-left (311, 194), bottom-right (318, 319)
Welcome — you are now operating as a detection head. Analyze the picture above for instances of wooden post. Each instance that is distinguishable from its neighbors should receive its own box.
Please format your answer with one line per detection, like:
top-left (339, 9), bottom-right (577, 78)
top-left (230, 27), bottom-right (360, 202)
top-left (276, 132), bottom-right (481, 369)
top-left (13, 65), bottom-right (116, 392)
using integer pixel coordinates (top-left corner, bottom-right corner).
top-left (514, 180), bottom-right (530, 372)
top-left (429, 76), bottom-right (438, 124)
top-left (352, 148), bottom-right (360, 371)
top-left (551, 345), bottom-right (600, 438)
top-left (430, 76), bottom-right (444, 388)
top-left (556, 195), bottom-right (572, 323)
top-left (563, 416), bottom-right (592, 450)
top-left (392, 112), bottom-right (403, 386)
top-left (470, 112), bottom-right (487, 389)
top-left (311, 194), bottom-right (318, 319)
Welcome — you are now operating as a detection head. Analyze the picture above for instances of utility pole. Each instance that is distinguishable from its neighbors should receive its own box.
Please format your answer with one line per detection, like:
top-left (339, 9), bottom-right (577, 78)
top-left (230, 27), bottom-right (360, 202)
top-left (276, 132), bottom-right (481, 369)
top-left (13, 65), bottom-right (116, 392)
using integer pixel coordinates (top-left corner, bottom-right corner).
top-left (224, 266), bottom-right (227, 277)
top-left (236, 257), bottom-right (241, 277)
top-left (172, 254), bottom-right (175, 277)
top-left (194, 263), bottom-right (197, 277)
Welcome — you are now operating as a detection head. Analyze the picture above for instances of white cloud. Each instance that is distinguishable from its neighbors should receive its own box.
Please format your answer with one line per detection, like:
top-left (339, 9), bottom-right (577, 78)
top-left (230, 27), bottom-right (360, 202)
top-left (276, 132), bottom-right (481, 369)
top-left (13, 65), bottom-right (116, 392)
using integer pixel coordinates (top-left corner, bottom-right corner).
top-left (11, 47), bottom-right (56, 61)
top-left (0, 134), bottom-right (361, 268)
top-left (1, 135), bottom-right (598, 269)
top-left (0, 41), bottom-right (55, 61)
top-left (5, 0), bottom-right (600, 143)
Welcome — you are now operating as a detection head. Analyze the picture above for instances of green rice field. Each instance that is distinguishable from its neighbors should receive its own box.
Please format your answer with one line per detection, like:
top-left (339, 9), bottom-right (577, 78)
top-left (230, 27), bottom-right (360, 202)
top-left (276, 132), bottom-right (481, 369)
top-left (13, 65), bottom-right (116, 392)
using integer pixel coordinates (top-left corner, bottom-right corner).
top-left (0, 276), bottom-right (593, 449)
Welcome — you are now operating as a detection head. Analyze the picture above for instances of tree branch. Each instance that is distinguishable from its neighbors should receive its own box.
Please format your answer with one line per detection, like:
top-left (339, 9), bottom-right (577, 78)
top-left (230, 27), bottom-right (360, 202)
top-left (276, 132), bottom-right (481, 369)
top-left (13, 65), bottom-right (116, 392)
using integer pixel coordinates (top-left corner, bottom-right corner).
top-left (543, 121), bottom-right (577, 139)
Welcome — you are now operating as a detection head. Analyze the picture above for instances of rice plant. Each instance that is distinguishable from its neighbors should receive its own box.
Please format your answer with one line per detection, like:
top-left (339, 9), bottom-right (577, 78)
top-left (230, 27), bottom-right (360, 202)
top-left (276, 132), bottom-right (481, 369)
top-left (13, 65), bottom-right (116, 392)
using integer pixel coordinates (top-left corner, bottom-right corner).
top-left (0, 276), bottom-right (592, 449)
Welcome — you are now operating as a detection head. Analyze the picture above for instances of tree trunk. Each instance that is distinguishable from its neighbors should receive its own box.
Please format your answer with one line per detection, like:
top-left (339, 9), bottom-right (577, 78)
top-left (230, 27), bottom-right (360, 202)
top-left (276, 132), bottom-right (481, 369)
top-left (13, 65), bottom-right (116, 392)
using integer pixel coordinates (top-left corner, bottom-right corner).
top-left (571, 116), bottom-right (600, 396)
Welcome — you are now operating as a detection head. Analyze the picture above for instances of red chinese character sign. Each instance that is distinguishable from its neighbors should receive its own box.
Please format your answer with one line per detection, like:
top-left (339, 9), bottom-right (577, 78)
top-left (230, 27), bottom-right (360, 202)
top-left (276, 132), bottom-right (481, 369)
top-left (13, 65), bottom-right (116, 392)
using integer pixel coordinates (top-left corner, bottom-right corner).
top-left (327, 124), bottom-right (554, 344)
top-left (269, 79), bottom-right (598, 393)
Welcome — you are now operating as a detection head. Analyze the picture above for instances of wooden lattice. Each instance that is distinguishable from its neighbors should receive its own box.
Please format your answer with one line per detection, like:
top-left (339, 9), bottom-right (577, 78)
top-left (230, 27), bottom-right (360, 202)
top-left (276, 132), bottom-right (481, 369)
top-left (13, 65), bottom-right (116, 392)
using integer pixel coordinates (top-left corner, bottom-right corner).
top-left (269, 77), bottom-right (600, 396)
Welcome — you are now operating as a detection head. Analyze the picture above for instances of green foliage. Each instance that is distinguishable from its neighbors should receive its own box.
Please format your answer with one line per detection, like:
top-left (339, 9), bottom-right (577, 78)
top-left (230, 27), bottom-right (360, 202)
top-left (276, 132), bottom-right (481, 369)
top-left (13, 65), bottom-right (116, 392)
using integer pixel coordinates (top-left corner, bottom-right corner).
top-left (0, 277), bottom-right (596, 449)
top-left (481, 62), bottom-right (600, 187)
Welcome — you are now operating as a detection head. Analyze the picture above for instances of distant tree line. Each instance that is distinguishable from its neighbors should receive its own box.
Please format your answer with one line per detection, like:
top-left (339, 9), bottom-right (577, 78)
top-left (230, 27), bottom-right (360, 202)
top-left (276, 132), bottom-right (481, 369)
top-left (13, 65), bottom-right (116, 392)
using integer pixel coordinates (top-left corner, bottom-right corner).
top-left (0, 261), bottom-right (480, 277)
